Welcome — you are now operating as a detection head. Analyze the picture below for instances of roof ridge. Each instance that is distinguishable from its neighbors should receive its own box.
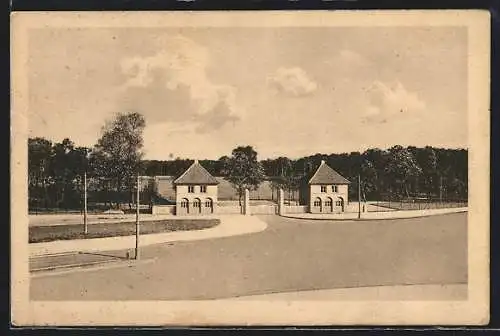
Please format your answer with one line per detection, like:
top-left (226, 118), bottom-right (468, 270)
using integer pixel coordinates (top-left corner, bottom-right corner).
top-left (173, 161), bottom-right (196, 184)
top-left (308, 160), bottom-right (350, 185)
top-left (197, 162), bottom-right (214, 178)
top-left (308, 160), bottom-right (326, 184)
top-left (173, 160), bottom-right (219, 185)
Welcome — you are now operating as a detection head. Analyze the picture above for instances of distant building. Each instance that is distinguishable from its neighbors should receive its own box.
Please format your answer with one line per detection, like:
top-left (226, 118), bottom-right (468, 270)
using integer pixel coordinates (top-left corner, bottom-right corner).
top-left (173, 160), bottom-right (219, 215)
top-left (148, 176), bottom-right (276, 202)
top-left (306, 160), bottom-right (350, 213)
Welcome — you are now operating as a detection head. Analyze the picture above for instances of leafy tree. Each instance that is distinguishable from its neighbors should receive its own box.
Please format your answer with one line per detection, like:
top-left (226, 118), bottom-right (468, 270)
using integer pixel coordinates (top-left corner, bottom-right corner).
top-left (91, 112), bottom-right (146, 208)
top-left (29, 135), bottom-right (469, 210)
top-left (143, 160), bottom-right (164, 176)
top-left (413, 146), bottom-right (438, 197)
top-left (360, 159), bottom-right (378, 200)
top-left (28, 137), bottom-right (53, 208)
top-left (48, 139), bottom-right (70, 205)
top-left (385, 145), bottom-right (423, 198)
top-left (274, 156), bottom-right (292, 192)
top-left (217, 155), bottom-right (231, 176)
top-left (224, 146), bottom-right (265, 206)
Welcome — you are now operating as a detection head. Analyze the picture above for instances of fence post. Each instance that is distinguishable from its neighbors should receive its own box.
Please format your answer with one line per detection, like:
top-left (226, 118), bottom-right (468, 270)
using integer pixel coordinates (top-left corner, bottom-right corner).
top-left (243, 188), bottom-right (250, 215)
top-left (278, 188), bottom-right (284, 216)
top-left (135, 173), bottom-right (140, 260)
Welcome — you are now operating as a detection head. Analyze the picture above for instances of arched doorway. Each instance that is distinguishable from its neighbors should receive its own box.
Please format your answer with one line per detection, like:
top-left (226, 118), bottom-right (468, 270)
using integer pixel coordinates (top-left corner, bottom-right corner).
top-left (193, 198), bottom-right (202, 214)
top-left (313, 197), bottom-right (322, 213)
top-left (180, 198), bottom-right (189, 215)
top-left (335, 197), bottom-right (345, 212)
top-left (325, 197), bottom-right (333, 213)
top-left (204, 198), bottom-right (213, 214)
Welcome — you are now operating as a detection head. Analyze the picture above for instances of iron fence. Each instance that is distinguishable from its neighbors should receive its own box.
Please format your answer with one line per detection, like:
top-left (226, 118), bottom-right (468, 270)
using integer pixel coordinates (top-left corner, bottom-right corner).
top-left (369, 198), bottom-right (468, 212)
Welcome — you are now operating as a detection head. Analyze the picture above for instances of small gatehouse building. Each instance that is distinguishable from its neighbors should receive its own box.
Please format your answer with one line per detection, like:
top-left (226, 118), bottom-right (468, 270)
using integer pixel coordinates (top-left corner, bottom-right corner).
top-left (173, 160), bottom-right (219, 215)
top-left (307, 160), bottom-right (350, 213)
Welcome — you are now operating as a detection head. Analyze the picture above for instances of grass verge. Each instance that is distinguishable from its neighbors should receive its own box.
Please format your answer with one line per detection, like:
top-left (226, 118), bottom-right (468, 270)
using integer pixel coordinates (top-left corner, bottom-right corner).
top-left (29, 219), bottom-right (220, 243)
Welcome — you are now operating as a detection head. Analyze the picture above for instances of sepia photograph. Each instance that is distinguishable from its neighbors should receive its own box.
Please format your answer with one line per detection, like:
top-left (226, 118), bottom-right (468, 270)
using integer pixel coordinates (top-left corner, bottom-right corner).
top-left (11, 10), bottom-right (490, 326)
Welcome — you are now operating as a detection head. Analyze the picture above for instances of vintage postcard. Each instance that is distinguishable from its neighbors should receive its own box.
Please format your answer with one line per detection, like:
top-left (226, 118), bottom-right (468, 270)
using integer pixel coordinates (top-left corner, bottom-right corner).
top-left (11, 10), bottom-right (490, 326)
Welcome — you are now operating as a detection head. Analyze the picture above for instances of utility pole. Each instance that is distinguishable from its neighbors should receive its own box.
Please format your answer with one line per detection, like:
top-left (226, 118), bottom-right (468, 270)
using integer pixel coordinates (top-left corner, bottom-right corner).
top-left (83, 171), bottom-right (88, 234)
top-left (135, 173), bottom-right (140, 260)
top-left (358, 174), bottom-right (361, 219)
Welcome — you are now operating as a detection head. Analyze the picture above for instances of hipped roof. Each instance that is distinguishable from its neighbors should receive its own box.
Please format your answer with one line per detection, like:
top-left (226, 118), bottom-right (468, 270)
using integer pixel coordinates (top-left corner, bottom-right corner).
top-left (308, 160), bottom-right (351, 185)
top-left (173, 160), bottom-right (219, 185)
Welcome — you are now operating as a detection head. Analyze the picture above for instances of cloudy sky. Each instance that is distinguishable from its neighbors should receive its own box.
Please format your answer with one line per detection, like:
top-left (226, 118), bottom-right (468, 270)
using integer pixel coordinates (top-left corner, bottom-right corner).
top-left (28, 26), bottom-right (467, 160)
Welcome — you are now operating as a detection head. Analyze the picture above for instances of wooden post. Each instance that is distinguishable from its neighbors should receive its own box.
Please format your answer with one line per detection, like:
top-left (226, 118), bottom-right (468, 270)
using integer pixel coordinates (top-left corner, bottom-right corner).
top-left (135, 174), bottom-right (140, 260)
top-left (83, 171), bottom-right (88, 234)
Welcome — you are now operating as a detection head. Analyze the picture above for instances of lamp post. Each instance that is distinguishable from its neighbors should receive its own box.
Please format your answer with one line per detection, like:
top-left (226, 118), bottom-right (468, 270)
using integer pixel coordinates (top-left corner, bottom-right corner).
top-left (82, 150), bottom-right (91, 234)
top-left (83, 171), bottom-right (88, 234)
top-left (358, 174), bottom-right (361, 219)
top-left (135, 173), bottom-right (140, 260)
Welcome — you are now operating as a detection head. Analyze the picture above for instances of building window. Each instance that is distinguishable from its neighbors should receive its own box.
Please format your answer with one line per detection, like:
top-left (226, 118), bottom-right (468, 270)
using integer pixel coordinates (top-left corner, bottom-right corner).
top-left (200, 185), bottom-right (207, 193)
top-left (313, 198), bottom-right (321, 207)
top-left (336, 201), bottom-right (341, 206)
top-left (188, 186), bottom-right (194, 193)
top-left (205, 200), bottom-right (212, 207)
top-left (325, 199), bottom-right (332, 207)
top-left (320, 186), bottom-right (327, 193)
top-left (181, 199), bottom-right (189, 208)
top-left (193, 199), bottom-right (201, 208)
top-left (332, 185), bottom-right (338, 193)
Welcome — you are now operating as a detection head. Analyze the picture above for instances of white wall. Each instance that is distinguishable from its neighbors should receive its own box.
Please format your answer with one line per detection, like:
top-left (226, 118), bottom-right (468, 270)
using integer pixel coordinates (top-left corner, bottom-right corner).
top-left (217, 205), bottom-right (242, 214)
top-left (249, 205), bottom-right (277, 215)
top-left (151, 205), bottom-right (175, 215)
top-left (309, 184), bottom-right (349, 213)
top-left (284, 205), bottom-right (308, 214)
top-left (175, 185), bottom-right (218, 215)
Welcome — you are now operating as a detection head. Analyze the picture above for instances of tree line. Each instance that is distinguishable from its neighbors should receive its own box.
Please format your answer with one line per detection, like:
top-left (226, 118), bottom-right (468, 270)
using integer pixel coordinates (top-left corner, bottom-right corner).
top-left (29, 112), bottom-right (468, 211)
top-left (29, 112), bottom-right (146, 211)
top-left (142, 146), bottom-right (467, 203)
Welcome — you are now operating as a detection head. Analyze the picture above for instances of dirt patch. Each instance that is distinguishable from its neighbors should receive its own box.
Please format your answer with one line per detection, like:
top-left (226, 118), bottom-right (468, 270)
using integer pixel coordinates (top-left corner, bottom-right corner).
top-left (29, 219), bottom-right (220, 243)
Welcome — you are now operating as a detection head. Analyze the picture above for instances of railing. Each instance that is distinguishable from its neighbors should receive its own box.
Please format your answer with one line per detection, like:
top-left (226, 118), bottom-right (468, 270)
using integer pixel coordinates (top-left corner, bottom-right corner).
top-left (369, 199), bottom-right (468, 212)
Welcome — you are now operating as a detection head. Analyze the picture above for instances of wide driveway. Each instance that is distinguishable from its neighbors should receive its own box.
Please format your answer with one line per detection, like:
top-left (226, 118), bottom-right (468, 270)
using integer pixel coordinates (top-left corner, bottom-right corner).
top-left (30, 213), bottom-right (467, 300)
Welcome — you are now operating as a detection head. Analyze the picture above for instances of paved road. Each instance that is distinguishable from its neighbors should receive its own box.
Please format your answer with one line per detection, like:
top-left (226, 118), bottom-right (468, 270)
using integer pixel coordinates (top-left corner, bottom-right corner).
top-left (30, 213), bottom-right (467, 301)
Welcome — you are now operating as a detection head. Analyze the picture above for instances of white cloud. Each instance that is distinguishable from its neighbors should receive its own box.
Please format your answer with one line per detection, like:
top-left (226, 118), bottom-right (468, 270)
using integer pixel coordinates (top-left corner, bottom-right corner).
top-left (363, 81), bottom-right (426, 123)
top-left (337, 49), bottom-right (370, 67)
top-left (118, 35), bottom-right (242, 132)
top-left (322, 50), bottom-right (371, 73)
top-left (267, 67), bottom-right (318, 97)
top-left (144, 121), bottom-right (239, 160)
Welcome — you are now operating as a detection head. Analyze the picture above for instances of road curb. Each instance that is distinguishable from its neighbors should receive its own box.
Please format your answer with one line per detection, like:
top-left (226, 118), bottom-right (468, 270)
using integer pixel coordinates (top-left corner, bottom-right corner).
top-left (281, 209), bottom-right (468, 222)
top-left (29, 215), bottom-right (268, 257)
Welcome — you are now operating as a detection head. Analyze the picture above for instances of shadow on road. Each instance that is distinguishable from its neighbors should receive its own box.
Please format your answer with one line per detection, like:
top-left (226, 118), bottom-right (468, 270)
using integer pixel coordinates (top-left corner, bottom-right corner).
top-left (30, 250), bottom-right (133, 273)
top-left (77, 251), bottom-right (129, 260)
